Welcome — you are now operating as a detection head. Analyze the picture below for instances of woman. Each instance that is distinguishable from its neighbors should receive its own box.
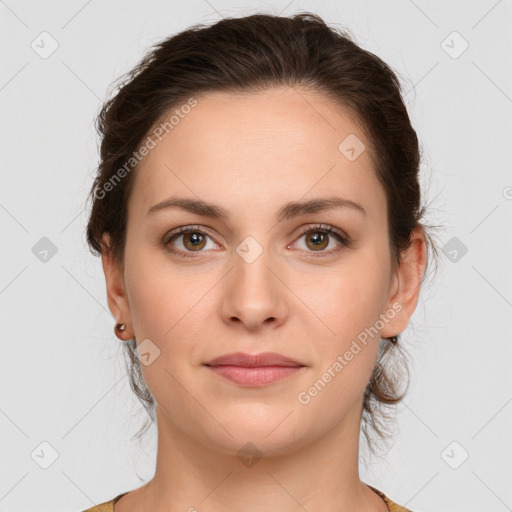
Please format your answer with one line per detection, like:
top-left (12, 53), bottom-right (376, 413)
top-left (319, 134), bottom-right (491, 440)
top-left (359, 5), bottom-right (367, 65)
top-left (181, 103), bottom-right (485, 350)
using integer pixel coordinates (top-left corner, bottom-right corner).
top-left (83, 12), bottom-right (437, 512)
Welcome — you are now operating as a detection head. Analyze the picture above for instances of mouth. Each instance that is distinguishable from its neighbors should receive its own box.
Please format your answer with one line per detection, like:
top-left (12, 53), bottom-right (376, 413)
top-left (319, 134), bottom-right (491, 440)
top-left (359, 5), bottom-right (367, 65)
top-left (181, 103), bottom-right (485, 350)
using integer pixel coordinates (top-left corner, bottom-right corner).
top-left (203, 352), bottom-right (306, 387)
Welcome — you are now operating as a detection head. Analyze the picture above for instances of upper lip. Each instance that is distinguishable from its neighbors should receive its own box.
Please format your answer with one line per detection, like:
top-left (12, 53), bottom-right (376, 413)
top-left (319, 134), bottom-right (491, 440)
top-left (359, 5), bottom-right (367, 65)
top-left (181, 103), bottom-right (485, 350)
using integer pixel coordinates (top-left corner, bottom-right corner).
top-left (204, 352), bottom-right (304, 367)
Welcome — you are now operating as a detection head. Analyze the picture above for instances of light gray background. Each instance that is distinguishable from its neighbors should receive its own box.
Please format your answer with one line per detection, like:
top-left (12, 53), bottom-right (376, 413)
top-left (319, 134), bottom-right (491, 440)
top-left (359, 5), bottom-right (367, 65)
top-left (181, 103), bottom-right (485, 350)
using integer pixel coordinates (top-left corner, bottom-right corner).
top-left (1, 1), bottom-right (511, 511)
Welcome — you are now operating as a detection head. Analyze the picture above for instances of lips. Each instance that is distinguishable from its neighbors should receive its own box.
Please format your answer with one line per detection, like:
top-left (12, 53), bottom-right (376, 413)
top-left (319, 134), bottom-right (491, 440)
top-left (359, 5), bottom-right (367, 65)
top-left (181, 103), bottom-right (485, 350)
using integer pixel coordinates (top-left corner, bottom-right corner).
top-left (203, 352), bottom-right (306, 387)
top-left (203, 351), bottom-right (304, 368)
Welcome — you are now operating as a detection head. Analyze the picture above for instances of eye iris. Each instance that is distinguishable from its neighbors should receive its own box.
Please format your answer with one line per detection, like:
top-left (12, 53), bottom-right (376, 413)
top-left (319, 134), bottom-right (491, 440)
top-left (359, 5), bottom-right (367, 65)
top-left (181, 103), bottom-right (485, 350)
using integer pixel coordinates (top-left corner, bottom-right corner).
top-left (183, 232), bottom-right (206, 251)
top-left (306, 231), bottom-right (328, 251)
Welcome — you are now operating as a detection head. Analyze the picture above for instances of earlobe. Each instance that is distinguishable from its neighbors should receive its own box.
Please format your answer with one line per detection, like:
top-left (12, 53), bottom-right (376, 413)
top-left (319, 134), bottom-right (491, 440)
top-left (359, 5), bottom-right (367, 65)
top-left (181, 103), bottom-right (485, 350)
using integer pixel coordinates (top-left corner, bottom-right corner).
top-left (380, 229), bottom-right (428, 338)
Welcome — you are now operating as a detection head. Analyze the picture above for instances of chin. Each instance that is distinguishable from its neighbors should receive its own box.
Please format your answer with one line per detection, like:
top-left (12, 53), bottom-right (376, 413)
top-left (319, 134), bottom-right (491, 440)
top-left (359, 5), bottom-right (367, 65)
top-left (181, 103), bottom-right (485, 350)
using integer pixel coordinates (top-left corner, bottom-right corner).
top-left (198, 414), bottom-right (309, 459)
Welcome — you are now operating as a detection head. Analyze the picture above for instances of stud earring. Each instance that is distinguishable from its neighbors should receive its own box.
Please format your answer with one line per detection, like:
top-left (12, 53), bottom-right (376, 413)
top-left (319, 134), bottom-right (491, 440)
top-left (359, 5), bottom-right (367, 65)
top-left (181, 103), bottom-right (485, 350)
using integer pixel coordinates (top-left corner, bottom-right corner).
top-left (115, 322), bottom-right (127, 339)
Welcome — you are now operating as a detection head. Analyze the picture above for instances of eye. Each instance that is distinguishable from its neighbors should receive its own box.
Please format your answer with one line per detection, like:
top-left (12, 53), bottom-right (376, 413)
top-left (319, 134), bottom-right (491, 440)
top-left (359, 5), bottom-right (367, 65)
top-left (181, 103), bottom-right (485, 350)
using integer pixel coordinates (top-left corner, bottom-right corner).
top-left (163, 225), bottom-right (219, 257)
top-left (291, 224), bottom-right (351, 257)
top-left (162, 223), bottom-right (351, 259)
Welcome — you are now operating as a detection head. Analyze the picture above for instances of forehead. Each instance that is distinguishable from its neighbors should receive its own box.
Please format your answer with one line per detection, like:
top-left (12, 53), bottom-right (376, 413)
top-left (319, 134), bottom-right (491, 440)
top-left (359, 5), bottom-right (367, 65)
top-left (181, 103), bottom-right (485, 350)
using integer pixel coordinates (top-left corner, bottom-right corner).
top-left (128, 87), bottom-right (386, 221)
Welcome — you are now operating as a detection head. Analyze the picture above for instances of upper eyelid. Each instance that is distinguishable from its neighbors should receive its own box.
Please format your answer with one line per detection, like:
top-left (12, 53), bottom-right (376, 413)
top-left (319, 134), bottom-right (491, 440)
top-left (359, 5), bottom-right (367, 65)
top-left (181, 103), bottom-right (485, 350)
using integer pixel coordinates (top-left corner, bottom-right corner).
top-left (164, 224), bottom-right (348, 247)
top-left (165, 225), bottom-right (218, 242)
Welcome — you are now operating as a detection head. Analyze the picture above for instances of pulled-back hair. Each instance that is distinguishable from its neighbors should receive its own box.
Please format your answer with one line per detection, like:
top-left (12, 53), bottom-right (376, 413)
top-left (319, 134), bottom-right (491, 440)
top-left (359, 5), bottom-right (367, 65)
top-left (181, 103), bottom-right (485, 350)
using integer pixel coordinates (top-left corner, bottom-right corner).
top-left (85, 12), bottom-right (439, 456)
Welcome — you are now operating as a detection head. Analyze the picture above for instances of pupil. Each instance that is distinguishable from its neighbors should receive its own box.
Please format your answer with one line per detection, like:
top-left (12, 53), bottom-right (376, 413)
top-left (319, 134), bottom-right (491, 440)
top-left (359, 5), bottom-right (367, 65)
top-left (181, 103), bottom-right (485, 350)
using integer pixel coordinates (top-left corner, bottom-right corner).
top-left (311, 233), bottom-right (323, 245)
top-left (189, 233), bottom-right (202, 245)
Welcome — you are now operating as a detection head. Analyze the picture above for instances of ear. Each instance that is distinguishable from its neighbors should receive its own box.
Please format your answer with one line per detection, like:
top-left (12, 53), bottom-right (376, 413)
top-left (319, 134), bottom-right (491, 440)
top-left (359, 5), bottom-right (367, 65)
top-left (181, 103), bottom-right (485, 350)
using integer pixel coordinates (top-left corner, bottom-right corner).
top-left (100, 233), bottom-right (133, 338)
top-left (380, 228), bottom-right (428, 338)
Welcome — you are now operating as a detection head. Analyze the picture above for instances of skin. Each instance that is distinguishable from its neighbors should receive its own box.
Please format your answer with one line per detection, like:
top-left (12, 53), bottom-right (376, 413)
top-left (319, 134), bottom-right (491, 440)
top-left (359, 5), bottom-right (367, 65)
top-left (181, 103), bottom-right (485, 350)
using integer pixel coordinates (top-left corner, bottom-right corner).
top-left (101, 86), bottom-right (427, 512)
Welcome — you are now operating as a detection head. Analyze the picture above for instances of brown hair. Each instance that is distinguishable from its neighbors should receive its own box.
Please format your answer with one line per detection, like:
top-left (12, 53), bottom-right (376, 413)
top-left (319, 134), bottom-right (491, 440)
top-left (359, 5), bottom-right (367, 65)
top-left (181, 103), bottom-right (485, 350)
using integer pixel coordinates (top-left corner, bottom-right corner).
top-left (85, 12), bottom-right (440, 456)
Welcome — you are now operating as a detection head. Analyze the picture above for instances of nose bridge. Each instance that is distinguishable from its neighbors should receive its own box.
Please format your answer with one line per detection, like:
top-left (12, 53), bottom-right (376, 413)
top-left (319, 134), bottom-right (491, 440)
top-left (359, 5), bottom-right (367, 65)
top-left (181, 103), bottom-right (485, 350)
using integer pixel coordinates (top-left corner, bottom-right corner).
top-left (232, 233), bottom-right (278, 297)
top-left (221, 233), bottom-right (287, 327)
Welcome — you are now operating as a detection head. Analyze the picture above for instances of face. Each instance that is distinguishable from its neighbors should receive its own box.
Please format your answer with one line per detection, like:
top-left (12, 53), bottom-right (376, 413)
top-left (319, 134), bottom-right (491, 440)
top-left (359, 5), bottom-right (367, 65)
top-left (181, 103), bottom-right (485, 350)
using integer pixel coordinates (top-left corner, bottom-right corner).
top-left (102, 86), bottom-right (424, 457)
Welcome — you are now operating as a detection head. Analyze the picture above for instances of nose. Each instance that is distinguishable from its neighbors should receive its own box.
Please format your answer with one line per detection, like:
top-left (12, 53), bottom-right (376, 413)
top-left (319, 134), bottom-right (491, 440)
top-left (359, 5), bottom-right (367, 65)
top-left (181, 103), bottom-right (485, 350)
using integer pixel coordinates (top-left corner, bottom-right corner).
top-left (219, 247), bottom-right (289, 332)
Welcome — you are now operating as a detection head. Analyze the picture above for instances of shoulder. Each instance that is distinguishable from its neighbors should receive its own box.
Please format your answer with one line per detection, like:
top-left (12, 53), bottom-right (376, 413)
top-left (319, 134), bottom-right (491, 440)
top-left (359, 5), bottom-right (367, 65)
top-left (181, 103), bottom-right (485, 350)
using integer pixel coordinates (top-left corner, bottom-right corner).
top-left (82, 492), bottom-right (127, 512)
top-left (368, 485), bottom-right (414, 512)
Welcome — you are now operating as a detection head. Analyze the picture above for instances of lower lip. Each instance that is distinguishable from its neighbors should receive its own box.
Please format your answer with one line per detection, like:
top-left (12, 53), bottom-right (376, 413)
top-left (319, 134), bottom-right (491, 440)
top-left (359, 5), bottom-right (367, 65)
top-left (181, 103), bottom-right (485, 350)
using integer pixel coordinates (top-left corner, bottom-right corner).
top-left (205, 365), bottom-right (305, 387)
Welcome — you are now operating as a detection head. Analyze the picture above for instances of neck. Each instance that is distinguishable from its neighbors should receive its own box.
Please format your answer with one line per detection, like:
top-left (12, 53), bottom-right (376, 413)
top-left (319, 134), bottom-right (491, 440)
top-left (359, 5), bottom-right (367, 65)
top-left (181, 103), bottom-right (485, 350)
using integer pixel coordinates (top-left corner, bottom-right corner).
top-left (128, 403), bottom-right (387, 512)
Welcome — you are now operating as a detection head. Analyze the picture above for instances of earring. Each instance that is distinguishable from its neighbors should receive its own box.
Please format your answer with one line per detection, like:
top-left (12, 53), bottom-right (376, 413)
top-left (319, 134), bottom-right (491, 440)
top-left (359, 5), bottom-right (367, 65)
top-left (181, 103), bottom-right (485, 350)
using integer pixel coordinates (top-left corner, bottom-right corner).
top-left (389, 335), bottom-right (398, 344)
top-left (115, 322), bottom-right (127, 338)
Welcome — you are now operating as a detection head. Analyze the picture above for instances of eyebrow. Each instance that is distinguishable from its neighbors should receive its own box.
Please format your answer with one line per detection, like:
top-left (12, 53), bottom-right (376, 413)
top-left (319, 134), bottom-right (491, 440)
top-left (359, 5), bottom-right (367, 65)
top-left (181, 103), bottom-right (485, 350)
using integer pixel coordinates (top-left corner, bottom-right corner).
top-left (147, 196), bottom-right (367, 221)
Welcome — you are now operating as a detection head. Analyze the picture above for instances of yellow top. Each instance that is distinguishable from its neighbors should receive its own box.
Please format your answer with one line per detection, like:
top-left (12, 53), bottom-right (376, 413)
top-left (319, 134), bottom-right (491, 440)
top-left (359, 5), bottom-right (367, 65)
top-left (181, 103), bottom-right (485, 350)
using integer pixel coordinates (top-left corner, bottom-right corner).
top-left (82, 485), bottom-right (412, 512)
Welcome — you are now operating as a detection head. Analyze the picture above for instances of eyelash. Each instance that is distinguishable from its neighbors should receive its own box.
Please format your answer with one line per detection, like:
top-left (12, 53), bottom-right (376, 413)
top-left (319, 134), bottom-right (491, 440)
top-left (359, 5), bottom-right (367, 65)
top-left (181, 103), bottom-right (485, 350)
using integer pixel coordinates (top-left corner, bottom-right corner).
top-left (162, 223), bottom-right (351, 259)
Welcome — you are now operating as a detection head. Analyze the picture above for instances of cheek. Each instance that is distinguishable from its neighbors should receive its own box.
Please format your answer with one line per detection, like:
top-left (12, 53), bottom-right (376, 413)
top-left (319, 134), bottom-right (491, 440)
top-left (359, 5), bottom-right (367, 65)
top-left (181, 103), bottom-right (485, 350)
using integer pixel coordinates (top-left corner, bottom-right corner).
top-left (125, 246), bottom-right (192, 333)
top-left (291, 252), bottom-right (389, 401)
top-left (124, 262), bottom-right (211, 410)
top-left (295, 254), bottom-right (390, 345)
top-left (294, 268), bottom-right (385, 416)
top-left (125, 252), bottom-right (217, 367)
